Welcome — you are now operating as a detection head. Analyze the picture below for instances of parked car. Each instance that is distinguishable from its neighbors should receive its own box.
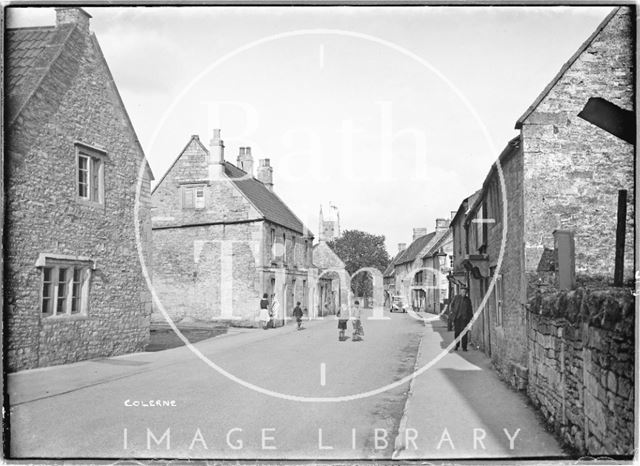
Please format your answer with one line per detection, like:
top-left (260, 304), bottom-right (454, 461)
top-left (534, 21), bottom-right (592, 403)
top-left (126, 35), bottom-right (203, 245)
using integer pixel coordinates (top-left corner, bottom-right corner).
top-left (390, 296), bottom-right (406, 313)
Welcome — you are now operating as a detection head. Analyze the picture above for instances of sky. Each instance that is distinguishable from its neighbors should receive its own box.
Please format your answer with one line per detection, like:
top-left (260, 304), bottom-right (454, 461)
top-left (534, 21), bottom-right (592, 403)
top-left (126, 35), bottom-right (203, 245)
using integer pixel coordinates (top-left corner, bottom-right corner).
top-left (7, 5), bottom-right (614, 256)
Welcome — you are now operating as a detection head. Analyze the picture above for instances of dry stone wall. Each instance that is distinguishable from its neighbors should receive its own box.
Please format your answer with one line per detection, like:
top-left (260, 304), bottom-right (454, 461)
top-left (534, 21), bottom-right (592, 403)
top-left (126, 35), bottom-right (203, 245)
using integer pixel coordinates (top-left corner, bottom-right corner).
top-left (527, 286), bottom-right (634, 456)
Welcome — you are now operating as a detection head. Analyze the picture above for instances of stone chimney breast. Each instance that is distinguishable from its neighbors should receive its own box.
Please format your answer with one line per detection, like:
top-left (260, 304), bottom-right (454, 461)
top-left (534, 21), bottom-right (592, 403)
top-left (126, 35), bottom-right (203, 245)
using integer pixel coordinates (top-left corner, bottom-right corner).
top-left (237, 146), bottom-right (254, 176)
top-left (55, 7), bottom-right (91, 33)
top-left (413, 227), bottom-right (428, 241)
top-left (436, 218), bottom-right (450, 231)
top-left (257, 158), bottom-right (273, 191)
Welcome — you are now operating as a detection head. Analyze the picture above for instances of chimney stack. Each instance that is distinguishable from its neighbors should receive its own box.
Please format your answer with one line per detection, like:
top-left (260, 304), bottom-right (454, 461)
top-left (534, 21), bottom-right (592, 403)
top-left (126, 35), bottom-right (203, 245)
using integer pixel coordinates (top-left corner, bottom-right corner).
top-left (451, 211), bottom-right (457, 220)
top-left (436, 218), bottom-right (450, 232)
top-left (398, 243), bottom-right (407, 253)
top-left (413, 227), bottom-right (428, 241)
top-left (237, 147), bottom-right (254, 176)
top-left (209, 129), bottom-right (225, 180)
top-left (257, 159), bottom-right (273, 191)
top-left (55, 7), bottom-right (91, 33)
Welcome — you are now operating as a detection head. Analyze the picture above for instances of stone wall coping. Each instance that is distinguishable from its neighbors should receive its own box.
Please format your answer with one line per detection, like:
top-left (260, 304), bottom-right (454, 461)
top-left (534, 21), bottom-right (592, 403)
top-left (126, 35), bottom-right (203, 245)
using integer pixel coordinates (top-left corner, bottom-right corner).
top-left (35, 253), bottom-right (96, 270)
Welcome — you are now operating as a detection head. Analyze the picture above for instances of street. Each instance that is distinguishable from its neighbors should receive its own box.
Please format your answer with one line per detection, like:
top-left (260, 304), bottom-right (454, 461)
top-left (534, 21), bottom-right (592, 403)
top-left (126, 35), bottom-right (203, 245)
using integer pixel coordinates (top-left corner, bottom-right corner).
top-left (8, 310), bottom-right (422, 459)
top-left (8, 310), bottom-right (561, 460)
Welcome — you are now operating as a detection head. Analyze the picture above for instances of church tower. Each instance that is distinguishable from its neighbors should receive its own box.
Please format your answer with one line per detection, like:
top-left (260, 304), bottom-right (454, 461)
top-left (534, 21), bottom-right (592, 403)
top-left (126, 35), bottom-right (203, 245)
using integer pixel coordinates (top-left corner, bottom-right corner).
top-left (319, 203), bottom-right (340, 242)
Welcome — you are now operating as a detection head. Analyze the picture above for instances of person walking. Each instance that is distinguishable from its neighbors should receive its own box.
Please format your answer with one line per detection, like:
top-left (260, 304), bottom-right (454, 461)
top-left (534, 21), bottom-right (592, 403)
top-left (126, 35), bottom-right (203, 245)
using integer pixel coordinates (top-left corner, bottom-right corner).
top-left (451, 286), bottom-right (473, 351)
top-left (259, 293), bottom-right (270, 330)
top-left (351, 300), bottom-right (364, 342)
top-left (293, 302), bottom-right (304, 330)
top-left (337, 303), bottom-right (350, 341)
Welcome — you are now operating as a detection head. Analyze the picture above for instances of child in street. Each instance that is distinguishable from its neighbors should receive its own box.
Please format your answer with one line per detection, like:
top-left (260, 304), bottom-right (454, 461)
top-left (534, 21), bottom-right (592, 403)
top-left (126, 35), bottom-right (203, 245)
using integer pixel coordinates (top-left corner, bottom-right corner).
top-left (293, 302), bottom-right (304, 330)
top-left (337, 303), bottom-right (349, 341)
top-left (352, 300), bottom-right (364, 342)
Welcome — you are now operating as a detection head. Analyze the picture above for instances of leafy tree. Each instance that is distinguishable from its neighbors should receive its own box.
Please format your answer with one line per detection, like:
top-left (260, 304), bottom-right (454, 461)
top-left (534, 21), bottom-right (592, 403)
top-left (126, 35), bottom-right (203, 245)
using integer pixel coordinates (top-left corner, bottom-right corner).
top-left (327, 230), bottom-right (390, 302)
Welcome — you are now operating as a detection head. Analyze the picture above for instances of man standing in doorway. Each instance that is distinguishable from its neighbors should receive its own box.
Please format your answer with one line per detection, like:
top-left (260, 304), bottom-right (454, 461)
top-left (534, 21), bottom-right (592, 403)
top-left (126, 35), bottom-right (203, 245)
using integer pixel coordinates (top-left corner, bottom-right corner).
top-left (450, 286), bottom-right (473, 351)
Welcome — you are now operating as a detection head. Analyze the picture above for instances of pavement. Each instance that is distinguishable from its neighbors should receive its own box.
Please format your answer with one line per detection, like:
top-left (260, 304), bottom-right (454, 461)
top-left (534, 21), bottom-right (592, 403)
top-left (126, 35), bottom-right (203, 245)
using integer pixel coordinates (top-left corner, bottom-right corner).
top-left (392, 316), bottom-right (564, 460)
top-left (6, 310), bottom-right (564, 461)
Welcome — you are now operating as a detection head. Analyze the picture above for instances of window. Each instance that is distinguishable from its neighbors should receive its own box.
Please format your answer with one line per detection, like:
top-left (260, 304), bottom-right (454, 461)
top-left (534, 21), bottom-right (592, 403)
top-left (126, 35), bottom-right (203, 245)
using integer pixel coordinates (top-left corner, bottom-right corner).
top-left (495, 274), bottom-right (503, 326)
top-left (304, 240), bottom-right (309, 266)
top-left (282, 233), bottom-right (287, 263)
top-left (182, 185), bottom-right (205, 210)
top-left (41, 263), bottom-right (90, 317)
top-left (77, 145), bottom-right (105, 204)
top-left (270, 228), bottom-right (276, 261)
top-left (292, 236), bottom-right (296, 264)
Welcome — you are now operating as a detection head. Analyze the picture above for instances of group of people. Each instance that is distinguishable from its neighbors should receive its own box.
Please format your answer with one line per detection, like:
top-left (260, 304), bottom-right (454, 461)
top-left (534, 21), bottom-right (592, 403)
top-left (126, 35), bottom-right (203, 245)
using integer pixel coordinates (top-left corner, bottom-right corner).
top-left (259, 293), bottom-right (306, 331)
top-left (258, 293), bottom-right (365, 341)
top-left (337, 300), bottom-right (364, 342)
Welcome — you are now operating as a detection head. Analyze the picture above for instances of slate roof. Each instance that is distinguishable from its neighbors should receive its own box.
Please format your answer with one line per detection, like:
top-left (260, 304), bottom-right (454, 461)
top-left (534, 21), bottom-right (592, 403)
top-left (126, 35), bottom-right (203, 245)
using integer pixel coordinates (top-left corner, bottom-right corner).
top-left (383, 253), bottom-right (400, 277)
top-left (224, 162), bottom-right (309, 235)
top-left (421, 229), bottom-right (451, 259)
top-left (6, 25), bottom-right (74, 123)
top-left (395, 232), bottom-right (436, 266)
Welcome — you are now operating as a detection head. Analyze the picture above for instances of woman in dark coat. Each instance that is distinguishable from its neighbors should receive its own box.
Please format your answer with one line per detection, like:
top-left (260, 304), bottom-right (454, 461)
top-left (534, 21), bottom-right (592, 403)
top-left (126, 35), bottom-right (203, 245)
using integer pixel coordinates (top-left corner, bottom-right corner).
top-left (450, 287), bottom-right (473, 351)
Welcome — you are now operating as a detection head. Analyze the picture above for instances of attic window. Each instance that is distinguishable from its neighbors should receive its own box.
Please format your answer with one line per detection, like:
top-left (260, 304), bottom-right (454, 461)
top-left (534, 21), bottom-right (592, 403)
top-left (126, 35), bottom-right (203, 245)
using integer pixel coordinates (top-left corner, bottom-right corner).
top-left (182, 185), bottom-right (205, 210)
top-left (76, 144), bottom-right (106, 205)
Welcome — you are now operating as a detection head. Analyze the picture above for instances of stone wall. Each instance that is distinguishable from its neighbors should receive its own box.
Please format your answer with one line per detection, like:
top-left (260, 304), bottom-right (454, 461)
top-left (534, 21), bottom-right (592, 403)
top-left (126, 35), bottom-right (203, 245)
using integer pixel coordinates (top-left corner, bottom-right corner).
top-left (526, 286), bottom-right (634, 456)
top-left (521, 7), bottom-right (634, 284)
top-left (6, 21), bottom-right (152, 371)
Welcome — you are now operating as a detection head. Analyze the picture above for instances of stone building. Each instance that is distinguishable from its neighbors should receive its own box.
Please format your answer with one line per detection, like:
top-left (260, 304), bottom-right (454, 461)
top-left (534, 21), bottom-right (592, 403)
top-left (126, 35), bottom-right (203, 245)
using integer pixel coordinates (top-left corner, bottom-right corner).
top-left (151, 131), bottom-right (314, 324)
top-left (318, 204), bottom-right (340, 242)
top-left (516, 6), bottom-right (634, 285)
top-left (5, 8), bottom-right (154, 371)
top-left (393, 220), bottom-right (450, 311)
top-left (312, 241), bottom-right (349, 317)
top-left (461, 6), bottom-right (634, 388)
top-left (420, 225), bottom-right (454, 314)
top-left (448, 191), bottom-right (480, 293)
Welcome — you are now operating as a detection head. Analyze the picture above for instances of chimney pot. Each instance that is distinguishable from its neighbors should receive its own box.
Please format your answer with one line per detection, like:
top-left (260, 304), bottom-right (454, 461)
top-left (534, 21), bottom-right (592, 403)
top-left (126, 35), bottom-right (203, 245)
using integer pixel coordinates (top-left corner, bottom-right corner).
top-left (398, 243), bottom-right (407, 253)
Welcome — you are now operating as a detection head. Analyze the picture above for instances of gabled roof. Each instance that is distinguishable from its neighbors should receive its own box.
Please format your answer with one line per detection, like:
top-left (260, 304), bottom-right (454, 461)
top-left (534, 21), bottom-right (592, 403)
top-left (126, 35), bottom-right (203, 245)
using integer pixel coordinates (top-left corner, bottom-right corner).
top-left (451, 189), bottom-right (482, 227)
top-left (6, 21), bottom-right (154, 179)
top-left (421, 229), bottom-right (452, 259)
top-left (383, 252), bottom-right (401, 277)
top-left (395, 232), bottom-right (436, 266)
top-left (6, 25), bottom-right (74, 124)
top-left (224, 162), bottom-right (310, 235)
top-left (467, 136), bottom-right (522, 221)
top-left (515, 7), bottom-right (620, 129)
top-left (313, 241), bottom-right (345, 269)
top-left (154, 135), bottom-right (310, 235)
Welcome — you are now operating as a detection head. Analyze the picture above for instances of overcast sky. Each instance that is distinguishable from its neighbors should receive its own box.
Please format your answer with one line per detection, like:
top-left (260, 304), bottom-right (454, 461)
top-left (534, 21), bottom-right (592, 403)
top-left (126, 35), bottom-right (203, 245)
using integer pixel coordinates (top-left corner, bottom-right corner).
top-left (8, 6), bottom-right (613, 256)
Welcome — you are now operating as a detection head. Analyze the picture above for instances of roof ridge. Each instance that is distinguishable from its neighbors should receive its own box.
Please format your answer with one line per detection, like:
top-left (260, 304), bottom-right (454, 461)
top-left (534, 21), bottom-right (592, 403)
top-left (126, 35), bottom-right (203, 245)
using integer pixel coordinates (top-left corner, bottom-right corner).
top-left (151, 135), bottom-right (205, 194)
top-left (7, 25), bottom-right (56, 32)
top-left (515, 6), bottom-right (621, 129)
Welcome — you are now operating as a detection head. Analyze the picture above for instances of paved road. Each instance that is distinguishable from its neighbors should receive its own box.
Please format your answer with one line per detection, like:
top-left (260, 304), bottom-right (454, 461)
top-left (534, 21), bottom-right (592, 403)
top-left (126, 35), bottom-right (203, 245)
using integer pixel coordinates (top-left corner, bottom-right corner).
top-left (8, 310), bottom-right (424, 460)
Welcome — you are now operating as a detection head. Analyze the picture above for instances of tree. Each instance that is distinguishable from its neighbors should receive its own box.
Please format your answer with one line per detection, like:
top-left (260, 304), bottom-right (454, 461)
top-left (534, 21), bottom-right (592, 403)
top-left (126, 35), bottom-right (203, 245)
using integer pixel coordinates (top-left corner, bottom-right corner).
top-left (327, 230), bottom-right (390, 302)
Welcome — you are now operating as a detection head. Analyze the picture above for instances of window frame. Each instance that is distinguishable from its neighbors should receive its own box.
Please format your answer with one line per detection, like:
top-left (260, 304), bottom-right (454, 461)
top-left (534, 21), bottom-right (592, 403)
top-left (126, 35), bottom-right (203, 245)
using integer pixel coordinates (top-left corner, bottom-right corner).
top-left (181, 184), bottom-right (206, 210)
top-left (495, 273), bottom-right (504, 327)
top-left (38, 256), bottom-right (93, 319)
top-left (75, 143), bottom-right (106, 206)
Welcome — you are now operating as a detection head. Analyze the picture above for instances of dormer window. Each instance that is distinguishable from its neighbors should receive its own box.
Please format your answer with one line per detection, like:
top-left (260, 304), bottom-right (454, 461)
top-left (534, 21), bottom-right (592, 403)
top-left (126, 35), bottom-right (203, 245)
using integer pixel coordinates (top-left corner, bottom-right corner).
top-left (76, 144), bottom-right (105, 205)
